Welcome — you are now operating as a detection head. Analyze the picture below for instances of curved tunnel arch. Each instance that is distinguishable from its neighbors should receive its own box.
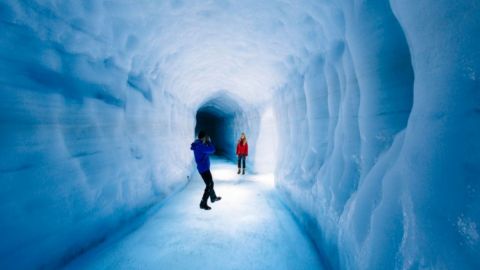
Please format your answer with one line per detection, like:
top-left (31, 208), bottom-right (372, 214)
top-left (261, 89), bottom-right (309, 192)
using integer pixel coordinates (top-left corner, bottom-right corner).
top-left (192, 90), bottom-right (276, 173)
top-left (194, 91), bottom-right (256, 159)
top-left (0, 1), bottom-right (479, 269)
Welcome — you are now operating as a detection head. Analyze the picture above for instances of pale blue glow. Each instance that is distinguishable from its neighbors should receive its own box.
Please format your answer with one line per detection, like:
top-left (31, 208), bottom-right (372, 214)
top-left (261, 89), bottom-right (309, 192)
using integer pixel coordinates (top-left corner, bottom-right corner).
top-left (0, 0), bottom-right (479, 269)
top-left (64, 158), bottom-right (322, 270)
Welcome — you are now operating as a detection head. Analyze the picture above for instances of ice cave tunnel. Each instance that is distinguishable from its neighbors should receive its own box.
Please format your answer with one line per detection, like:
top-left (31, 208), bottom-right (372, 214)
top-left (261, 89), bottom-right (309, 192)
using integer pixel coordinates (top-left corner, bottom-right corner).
top-left (1, 0), bottom-right (479, 269)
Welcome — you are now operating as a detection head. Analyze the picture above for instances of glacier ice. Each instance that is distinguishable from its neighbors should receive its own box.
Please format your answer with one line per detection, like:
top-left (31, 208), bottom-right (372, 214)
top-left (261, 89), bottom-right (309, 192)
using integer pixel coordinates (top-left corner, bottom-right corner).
top-left (64, 158), bottom-right (323, 270)
top-left (0, 0), bottom-right (479, 269)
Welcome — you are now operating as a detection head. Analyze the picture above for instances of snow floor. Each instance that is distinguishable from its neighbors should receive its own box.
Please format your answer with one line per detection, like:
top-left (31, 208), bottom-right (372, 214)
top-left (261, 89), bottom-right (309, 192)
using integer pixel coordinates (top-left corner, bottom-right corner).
top-left (64, 157), bottom-right (324, 270)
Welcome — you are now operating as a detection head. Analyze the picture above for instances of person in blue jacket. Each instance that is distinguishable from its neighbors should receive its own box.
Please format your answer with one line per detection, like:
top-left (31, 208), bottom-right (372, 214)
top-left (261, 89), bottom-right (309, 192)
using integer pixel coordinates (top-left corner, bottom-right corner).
top-left (191, 130), bottom-right (222, 210)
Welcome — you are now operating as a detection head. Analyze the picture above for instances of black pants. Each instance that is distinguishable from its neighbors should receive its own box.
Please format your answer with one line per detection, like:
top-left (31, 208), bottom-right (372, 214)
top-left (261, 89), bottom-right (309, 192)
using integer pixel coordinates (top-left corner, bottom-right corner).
top-left (200, 170), bottom-right (217, 204)
top-left (238, 155), bottom-right (246, 169)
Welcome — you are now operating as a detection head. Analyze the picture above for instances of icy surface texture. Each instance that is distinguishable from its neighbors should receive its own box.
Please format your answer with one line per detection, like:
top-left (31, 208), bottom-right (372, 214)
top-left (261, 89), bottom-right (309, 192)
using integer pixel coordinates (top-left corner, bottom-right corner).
top-left (272, 1), bottom-right (480, 269)
top-left (1, 0), bottom-right (479, 269)
top-left (0, 1), bottom-right (196, 269)
top-left (194, 91), bottom-right (260, 163)
top-left (64, 158), bottom-right (323, 270)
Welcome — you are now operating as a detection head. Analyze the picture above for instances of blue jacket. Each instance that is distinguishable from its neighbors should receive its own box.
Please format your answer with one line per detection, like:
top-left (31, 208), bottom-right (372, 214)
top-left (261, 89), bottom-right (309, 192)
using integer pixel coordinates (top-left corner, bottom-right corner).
top-left (190, 139), bottom-right (215, 173)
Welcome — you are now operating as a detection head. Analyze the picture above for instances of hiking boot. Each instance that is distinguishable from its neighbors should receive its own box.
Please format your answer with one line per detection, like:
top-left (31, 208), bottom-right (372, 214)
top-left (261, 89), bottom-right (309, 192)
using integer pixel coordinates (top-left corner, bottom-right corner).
top-left (199, 203), bottom-right (211, 210)
top-left (211, 196), bottom-right (222, 203)
top-left (237, 168), bottom-right (241, 174)
top-left (242, 169), bottom-right (245, 175)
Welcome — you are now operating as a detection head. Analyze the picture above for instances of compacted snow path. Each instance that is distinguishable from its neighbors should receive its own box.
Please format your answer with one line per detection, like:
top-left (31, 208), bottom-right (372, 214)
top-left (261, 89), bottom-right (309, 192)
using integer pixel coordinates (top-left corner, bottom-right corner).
top-left (64, 157), bottom-right (324, 270)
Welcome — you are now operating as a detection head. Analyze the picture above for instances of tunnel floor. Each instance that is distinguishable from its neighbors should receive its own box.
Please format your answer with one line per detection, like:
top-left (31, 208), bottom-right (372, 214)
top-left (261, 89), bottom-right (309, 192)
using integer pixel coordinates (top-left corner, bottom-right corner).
top-left (64, 157), bottom-right (323, 270)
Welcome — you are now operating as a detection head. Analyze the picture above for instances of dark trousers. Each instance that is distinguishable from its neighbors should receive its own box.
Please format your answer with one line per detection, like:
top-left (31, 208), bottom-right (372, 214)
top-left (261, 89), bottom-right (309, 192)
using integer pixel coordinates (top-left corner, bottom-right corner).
top-left (238, 155), bottom-right (246, 169)
top-left (200, 170), bottom-right (217, 204)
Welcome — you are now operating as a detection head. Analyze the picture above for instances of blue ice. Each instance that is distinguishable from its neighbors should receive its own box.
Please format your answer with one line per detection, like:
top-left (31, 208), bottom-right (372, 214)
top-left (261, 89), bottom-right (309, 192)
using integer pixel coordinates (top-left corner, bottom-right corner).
top-left (1, 0), bottom-right (479, 269)
top-left (64, 158), bottom-right (324, 270)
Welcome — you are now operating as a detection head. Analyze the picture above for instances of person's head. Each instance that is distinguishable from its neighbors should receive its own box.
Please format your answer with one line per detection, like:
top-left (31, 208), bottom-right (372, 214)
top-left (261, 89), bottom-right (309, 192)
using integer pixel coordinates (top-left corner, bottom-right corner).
top-left (198, 130), bottom-right (210, 143)
top-left (239, 132), bottom-right (247, 144)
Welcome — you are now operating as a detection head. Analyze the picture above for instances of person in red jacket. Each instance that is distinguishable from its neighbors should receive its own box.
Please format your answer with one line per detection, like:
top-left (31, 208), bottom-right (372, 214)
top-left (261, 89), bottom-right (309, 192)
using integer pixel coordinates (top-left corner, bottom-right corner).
top-left (236, 132), bottom-right (248, 175)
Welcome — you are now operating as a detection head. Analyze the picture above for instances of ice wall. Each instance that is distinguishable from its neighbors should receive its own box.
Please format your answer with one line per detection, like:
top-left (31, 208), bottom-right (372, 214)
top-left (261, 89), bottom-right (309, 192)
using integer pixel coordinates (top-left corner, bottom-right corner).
top-left (0, 2), bottom-right (196, 269)
top-left (272, 0), bottom-right (480, 269)
top-left (1, 0), bottom-right (479, 269)
top-left (0, 1), bottom-right (305, 268)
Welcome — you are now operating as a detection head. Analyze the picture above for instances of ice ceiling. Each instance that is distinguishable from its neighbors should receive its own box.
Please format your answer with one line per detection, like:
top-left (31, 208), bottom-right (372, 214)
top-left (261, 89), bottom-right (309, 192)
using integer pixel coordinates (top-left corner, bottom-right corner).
top-left (140, 0), bottom-right (326, 107)
top-left (1, 0), bottom-right (479, 269)
top-left (11, 0), bottom-right (328, 108)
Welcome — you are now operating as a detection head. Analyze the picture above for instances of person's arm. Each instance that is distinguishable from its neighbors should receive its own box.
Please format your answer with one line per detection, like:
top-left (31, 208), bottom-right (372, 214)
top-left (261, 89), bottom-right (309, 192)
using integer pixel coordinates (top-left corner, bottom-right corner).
top-left (201, 141), bottom-right (216, 154)
top-left (236, 143), bottom-right (239, 155)
top-left (246, 143), bottom-right (248, 156)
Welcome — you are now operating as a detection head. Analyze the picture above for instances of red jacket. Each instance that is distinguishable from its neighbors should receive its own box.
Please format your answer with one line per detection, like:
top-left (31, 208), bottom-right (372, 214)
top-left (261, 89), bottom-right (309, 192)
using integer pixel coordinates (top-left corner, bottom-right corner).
top-left (236, 141), bottom-right (248, 156)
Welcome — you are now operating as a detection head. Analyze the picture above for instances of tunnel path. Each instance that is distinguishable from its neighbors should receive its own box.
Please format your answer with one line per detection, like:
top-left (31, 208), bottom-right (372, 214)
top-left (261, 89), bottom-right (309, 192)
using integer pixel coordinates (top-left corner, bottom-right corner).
top-left (64, 157), bottom-right (323, 270)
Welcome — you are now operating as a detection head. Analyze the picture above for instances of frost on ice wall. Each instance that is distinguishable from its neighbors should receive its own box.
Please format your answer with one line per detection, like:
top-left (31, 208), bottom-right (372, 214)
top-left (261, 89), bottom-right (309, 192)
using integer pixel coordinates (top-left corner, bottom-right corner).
top-left (272, 1), bottom-right (480, 269)
top-left (0, 0), bottom-right (479, 269)
top-left (0, 2), bottom-right (196, 269)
